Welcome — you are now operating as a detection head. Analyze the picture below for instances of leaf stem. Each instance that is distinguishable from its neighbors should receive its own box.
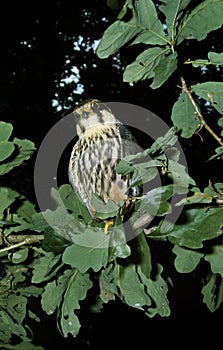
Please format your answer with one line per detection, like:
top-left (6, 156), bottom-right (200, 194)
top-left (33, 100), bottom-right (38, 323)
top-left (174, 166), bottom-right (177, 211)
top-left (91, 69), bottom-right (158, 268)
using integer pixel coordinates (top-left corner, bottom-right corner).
top-left (179, 75), bottom-right (223, 146)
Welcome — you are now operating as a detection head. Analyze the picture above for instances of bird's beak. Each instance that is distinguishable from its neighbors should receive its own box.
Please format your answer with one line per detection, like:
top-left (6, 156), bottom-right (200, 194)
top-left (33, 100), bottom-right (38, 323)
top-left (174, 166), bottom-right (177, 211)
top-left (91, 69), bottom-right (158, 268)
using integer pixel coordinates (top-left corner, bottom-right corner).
top-left (82, 107), bottom-right (92, 118)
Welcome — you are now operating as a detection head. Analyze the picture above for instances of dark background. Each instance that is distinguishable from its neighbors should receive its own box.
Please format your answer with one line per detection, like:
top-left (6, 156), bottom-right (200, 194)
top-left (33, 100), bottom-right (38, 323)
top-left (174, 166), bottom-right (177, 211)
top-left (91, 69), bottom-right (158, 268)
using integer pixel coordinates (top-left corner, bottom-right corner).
top-left (1, 0), bottom-right (223, 348)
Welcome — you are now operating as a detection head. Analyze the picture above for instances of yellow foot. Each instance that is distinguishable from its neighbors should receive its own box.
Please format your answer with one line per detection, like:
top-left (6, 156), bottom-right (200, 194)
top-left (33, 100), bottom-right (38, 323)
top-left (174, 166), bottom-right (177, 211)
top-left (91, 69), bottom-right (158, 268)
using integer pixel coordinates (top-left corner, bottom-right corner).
top-left (104, 220), bottom-right (114, 234)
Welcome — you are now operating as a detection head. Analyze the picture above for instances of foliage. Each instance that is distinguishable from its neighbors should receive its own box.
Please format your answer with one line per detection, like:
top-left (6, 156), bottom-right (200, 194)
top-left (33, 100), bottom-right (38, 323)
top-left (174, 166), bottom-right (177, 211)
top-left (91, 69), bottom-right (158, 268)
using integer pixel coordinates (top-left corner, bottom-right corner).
top-left (1, 0), bottom-right (223, 348)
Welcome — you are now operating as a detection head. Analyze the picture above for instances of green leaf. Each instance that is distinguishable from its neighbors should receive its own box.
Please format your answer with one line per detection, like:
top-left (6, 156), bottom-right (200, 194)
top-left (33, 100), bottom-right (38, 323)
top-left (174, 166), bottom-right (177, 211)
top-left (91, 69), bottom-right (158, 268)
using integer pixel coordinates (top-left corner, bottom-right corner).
top-left (0, 137), bottom-right (35, 175)
top-left (171, 91), bottom-right (200, 138)
top-left (0, 141), bottom-right (14, 162)
top-left (175, 191), bottom-right (213, 206)
top-left (58, 270), bottom-right (93, 337)
top-left (123, 47), bottom-right (165, 85)
top-left (150, 52), bottom-right (178, 89)
top-left (3, 341), bottom-right (44, 350)
top-left (133, 232), bottom-right (152, 278)
top-left (168, 159), bottom-right (196, 193)
top-left (136, 185), bottom-right (173, 218)
top-left (91, 194), bottom-right (120, 220)
top-left (0, 309), bottom-right (25, 338)
top-left (52, 185), bottom-right (92, 223)
top-left (207, 146), bottom-right (223, 161)
top-left (62, 237), bottom-right (109, 273)
top-left (100, 263), bottom-right (119, 295)
top-left (130, 163), bottom-right (158, 187)
top-left (204, 245), bottom-right (223, 276)
top-left (5, 294), bottom-right (27, 325)
top-left (16, 199), bottom-right (36, 221)
top-left (96, 20), bottom-right (141, 59)
top-left (168, 207), bottom-right (223, 249)
top-left (4, 214), bottom-right (33, 235)
top-left (98, 265), bottom-right (116, 303)
top-left (18, 285), bottom-right (43, 298)
top-left (149, 127), bottom-right (179, 156)
top-left (42, 268), bottom-right (92, 338)
top-left (41, 277), bottom-right (67, 316)
top-left (202, 273), bottom-right (223, 312)
top-left (139, 264), bottom-right (170, 317)
top-left (177, 0), bottom-right (223, 44)
top-left (127, 0), bottom-right (167, 47)
top-left (208, 51), bottom-right (223, 65)
top-left (159, 0), bottom-right (191, 38)
top-left (116, 159), bottom-right (134, 175)
top-left (114, 263), bottom-right (152, 309)
top-left (31, 251), bottom-right (61, 283)
top-left (108, 214), bottom-right (131, 260)
top-left (190, 51), bottom-right (223, 67)
top-left (11, 247), bottom-right (29, 264)
top-left (0, 294), bottom-right (28, 341)
top-left (133, 0), bottom-right (165, 39)
top-left (0, 121), bottom-right (13, 141)
top-left (0, 187), bottom-right (19, 215)
top-left (173, 245), bottom-right (204, 273)
top-left (96, 0), bottom-right (166, 59)
top-left (192, 81), bottom-right (223, 114)
top-left (40, 206), bottom-right (88, 248)
top-left (106, 0), bottom-right (119, 10)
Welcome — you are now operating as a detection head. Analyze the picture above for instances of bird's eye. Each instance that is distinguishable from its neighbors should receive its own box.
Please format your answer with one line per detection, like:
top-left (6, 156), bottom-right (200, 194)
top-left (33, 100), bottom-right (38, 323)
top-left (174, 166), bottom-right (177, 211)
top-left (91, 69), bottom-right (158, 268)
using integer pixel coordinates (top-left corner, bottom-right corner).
top-left (90, 100), bottom-right (99, 109)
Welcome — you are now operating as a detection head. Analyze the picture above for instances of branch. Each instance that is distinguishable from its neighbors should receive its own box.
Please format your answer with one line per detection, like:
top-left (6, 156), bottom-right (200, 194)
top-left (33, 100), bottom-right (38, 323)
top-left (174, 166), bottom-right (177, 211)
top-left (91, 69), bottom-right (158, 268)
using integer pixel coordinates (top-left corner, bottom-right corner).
top-left (0, 234), bottom-right (44, 254)
top-left (179, 75), bottom-right (223, 146)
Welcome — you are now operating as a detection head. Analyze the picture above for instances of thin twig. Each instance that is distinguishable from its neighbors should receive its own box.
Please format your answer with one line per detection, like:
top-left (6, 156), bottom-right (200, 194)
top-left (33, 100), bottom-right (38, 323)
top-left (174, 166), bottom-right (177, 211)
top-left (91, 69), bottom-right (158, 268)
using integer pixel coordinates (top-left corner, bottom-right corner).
top-left (179, 75), bottom-right (223, 146)
top-left (0, 235), bottom-right (44, 254)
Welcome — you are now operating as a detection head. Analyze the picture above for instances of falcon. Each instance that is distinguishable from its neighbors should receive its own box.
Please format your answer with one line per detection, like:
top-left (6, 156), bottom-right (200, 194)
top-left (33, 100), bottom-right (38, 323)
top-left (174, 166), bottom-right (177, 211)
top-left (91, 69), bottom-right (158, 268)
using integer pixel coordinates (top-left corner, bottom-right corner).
top-left (68, 99), bottom-right (141, 232)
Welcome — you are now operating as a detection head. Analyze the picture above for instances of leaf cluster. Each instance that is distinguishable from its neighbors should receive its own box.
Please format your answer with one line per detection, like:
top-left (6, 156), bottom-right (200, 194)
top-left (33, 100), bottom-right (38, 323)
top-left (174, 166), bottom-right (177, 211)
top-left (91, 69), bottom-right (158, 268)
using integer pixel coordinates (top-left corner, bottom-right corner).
top-left (1, 1), bottom-right (223, 347)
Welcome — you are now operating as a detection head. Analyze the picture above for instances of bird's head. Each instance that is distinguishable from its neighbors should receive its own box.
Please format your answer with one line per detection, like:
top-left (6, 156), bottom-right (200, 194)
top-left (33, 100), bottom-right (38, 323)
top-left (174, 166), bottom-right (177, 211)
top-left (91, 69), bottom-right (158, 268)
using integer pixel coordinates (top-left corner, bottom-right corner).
top-left (74, 99), bottom-right (117, 136)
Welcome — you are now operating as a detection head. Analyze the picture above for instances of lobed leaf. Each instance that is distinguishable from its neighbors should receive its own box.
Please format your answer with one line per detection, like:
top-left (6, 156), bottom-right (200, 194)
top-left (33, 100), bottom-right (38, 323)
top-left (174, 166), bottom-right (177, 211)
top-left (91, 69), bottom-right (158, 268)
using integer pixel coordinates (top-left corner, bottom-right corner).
top-left (202, 273), bottom-right (223, 312)
top-left (173, 245), bottom-right (204, 273)
top-left (139, 264), bottom-right (170, 317)
top-left (168, 206), bottom-right (223, 248)
top-left (91, 194), bottom-right (120, 220)
top-left (136, 185), bottom-right (173, 217)
top-left (11, 247), bottom-right (29, 264)
top-left (204, 245), bottom-right (223, 276)
top-left (114, 263), bottom-right (152, 309)
top-left (58, 270), bottom-right (93, 337)
top-left (0, 121), bottom-right (13, 142)
top-left (62, 240), bottom-right (109, 273)
top-left (52, 185), bottom-right (92, 223)
top-left (0, 142), bottom-right (14, 162)
top-left (31, 251), bottom-right (62, 283)
top-left (167, 159), bottom-right (196, 193)
top-left (0, 137), bottom-right (35, 175)
top-left (207, 146), bottom-right (223, 161)
top-left (0, 187), bottom-right (20, 216)
top-left (108, 217), bottom-right (131, 260)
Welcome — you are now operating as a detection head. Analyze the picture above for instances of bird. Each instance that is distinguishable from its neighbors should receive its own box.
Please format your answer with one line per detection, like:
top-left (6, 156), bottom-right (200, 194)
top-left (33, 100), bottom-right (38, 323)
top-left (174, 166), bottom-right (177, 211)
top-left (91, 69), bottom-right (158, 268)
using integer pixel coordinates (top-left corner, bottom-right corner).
top-left (68, 99), bottom-right (142, 233)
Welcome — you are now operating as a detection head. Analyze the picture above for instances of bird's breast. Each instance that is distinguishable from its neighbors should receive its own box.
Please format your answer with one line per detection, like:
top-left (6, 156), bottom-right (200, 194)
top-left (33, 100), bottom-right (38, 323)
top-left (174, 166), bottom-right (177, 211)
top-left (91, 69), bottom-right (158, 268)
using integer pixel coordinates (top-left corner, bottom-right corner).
top-left (69, 125), bottom-right (129, 213)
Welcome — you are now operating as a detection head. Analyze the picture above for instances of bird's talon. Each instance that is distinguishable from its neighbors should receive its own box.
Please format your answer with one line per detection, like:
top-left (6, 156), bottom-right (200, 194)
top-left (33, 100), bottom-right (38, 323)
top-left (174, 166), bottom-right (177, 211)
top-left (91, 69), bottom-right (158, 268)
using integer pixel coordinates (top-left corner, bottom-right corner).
top-left (104, 220), bottom-right (114, 234)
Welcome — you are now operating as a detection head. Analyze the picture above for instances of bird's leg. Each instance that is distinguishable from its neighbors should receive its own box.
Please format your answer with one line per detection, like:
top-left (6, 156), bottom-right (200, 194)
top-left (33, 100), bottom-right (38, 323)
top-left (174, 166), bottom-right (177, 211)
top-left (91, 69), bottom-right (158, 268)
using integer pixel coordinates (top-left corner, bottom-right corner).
top-left (104, 220), bottom-right (114, 234)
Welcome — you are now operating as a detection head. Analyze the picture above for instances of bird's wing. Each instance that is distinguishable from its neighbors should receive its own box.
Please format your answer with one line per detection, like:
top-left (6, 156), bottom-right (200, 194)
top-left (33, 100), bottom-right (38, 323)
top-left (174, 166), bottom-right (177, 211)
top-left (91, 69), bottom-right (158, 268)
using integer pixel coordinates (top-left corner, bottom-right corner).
top-left (118, 123), bottom-right (143, 196)
top-left (118, 122), bottom-right (142, 157)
